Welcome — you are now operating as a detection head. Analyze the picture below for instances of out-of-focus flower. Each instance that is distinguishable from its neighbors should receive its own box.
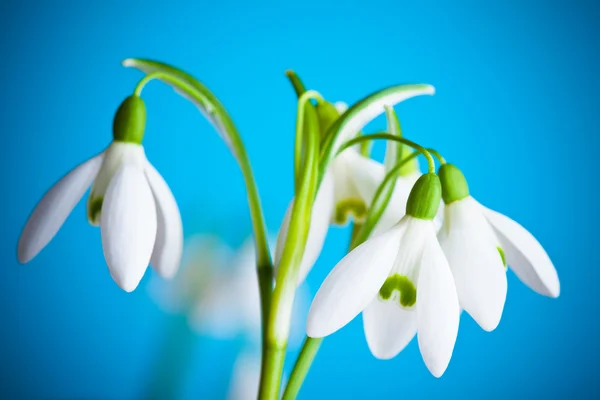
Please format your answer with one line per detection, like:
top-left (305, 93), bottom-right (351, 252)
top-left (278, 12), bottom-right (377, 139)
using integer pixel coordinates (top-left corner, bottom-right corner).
top-left (18, 96), bottom-right (183, 292)
top-left (151, 233), bottom-right (308, 346)
top-left (226, 351), bottom-right (261, 400)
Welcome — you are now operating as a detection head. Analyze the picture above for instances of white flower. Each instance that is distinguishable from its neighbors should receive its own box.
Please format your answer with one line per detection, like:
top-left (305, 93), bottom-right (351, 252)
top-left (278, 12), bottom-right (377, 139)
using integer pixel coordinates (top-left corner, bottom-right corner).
top-left (275, 92), bottom-right (434, 285)
top-left (153, 234), bottom-right (308, 347)
top-left (482, 206), bottom-right (560, 298)
top-left (18, 141), bottom-right (183, 292)
top-left (437, 164), bottom-right (559, 331)
top-left (307, 175), bottom-right (460, 377)
top-left (438, 195), bottom-right (507, 331)
top-left (227, 351), bottom-right (262, 400)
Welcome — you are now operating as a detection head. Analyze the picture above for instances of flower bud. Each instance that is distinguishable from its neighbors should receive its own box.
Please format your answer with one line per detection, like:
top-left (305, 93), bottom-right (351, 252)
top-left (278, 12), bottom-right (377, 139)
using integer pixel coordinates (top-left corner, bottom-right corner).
top-left (113, 95), bottom-right (146, 144)
top-left (316, 101), bottom-right (340, 138)
top-left (438, 163), bottom-right (470, 205)
top-left (406, 173), bottom-right (441, 220)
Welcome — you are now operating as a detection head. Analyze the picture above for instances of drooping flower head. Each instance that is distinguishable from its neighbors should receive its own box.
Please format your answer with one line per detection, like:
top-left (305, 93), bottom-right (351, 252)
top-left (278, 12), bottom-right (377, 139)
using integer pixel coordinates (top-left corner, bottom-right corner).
top-left (437, 164), bottom-right (559, 330)
top-left (18, 95), bottom-right (183, 292)
top-left (307, 173), bottom-right (460, 377)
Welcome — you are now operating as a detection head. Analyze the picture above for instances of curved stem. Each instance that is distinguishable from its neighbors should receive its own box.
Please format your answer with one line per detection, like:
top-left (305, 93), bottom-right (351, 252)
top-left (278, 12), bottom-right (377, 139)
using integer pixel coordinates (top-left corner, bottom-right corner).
top-left (339, 133), bottom-right (436, 174)
top-left (125, 65), bottom-right (275, 391)
top-left (282, 337), bottom-right (323, 400)
top-left (130, 69), bottom-right (272, 267)
top-left (282, 219), bottom-right (365, 399)
top-left (350, 152), bottom-right (420, 248)
top-left (428, 148), bottom-right (446, 165)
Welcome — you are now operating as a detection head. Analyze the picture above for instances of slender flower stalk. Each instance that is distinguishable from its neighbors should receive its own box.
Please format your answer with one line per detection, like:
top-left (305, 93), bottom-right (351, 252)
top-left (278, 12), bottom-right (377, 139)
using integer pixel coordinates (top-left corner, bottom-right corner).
top-left (122, 60), bottom-right (279, 385)
top-left (259, 91), bottom-right (322, 400)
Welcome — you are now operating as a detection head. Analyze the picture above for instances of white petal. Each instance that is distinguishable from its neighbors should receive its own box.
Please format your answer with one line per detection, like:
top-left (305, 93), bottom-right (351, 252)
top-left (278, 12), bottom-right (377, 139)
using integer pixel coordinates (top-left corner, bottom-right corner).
top-left (438, 197), bottom-right (507, 331)
top-left (306, 222), bottom-right (406, 338)
top-left (18, 153), bottom-right (103, 263)
top-left (417, 236), bottom-right (460, 378)
top-left (101, 165), bottom-right (157, 292)
top-left (483, 206), bottom-right (560, 298)
top-left (363, 297), bottom-right (417, 359)
top-left (87, 142), bottom-right (147, 225)
top-left (145, 161), bottom-right (183, 279)
top-left (344, 150), bottom-right (385, 205)
top-left (227, 352), bottom-right (262, 400)
top-left (274, 170), bottom-right (334, 285)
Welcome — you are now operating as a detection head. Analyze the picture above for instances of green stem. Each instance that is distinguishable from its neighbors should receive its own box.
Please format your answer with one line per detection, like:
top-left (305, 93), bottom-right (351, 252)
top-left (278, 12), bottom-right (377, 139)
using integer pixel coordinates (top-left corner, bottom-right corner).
top-left (259, 344), bottom-right (286, 399)
top-left (259, 91), bottom-right (321, 400)
top-left (339, 133), bottom-right (436, 174)
top-left (282, 337), bottom-right (323, 400)
top-left (282, 221), bottom-right (362, 400)
top-left (124, 63), bottom-right (275, 397)
top-left (350, 152), bottom-right (420, 248)
top-left (428, 148), bottom-right (446, 165)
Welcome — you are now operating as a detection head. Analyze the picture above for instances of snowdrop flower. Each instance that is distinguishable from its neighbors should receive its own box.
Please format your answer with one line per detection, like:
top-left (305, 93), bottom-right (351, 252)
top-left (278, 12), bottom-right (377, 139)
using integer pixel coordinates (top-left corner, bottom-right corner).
top-left (227, 351), bottom-right (262, 400)
top-left (307, 173), bottom-right (460, 377)
top-left (276, 96), bottom-right (432, 285)
top-left (17, 95), bottom-right (183, 292)
top-left (152, 234), bottom-right (308, 346)
top-left (437, 164), bottom-right (559, 331)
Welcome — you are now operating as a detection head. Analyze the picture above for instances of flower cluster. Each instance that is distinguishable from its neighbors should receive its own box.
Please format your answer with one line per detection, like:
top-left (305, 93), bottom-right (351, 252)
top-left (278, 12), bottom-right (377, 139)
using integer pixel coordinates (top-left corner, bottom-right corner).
top-left (16, 59), bottom-right (559, 399)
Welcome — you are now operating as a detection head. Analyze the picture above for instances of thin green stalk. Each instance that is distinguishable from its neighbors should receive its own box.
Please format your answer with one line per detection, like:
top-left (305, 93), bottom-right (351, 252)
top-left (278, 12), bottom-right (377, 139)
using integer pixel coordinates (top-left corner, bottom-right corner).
top-left (339, 133), bottom-right (436, 174)
top-left (282, 337), bottom-right (323, 400)
top-left (259, 92), bottom-right (322, 400)
top-left (123, 60), bottom-right (276, 395)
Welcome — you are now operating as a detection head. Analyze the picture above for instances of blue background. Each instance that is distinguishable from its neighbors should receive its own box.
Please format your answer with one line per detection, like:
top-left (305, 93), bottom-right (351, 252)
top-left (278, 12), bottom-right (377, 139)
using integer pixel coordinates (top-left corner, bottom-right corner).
top-left (1, 0), bottom-right (598, 398)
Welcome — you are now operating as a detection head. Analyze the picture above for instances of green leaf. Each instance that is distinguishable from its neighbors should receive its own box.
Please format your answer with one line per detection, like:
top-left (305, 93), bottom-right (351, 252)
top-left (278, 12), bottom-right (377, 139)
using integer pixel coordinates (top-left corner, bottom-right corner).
top-left (320, 84), bottom-right (435, 180)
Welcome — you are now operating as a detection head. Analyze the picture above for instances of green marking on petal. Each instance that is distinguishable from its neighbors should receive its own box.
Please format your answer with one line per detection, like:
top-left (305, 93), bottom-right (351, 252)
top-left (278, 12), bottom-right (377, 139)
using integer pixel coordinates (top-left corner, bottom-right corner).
top-left (334, 199), bottom-right (367, 225)
top-left (497, 246), bottom-right (507, 269)
top-left (87, 196), bottom-right (103, 226)
top-left (379, 274), bottom-right (417, 308)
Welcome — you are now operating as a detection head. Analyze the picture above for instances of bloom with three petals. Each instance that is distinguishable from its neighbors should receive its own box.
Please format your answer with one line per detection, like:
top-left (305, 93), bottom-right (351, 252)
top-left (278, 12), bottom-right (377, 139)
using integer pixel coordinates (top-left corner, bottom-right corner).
top-left (307, 173), bottom-right (460, 377)
top-left (437, 164), bottom-right (559, 330)
top-left (18, 95), bottom-right (183, 292)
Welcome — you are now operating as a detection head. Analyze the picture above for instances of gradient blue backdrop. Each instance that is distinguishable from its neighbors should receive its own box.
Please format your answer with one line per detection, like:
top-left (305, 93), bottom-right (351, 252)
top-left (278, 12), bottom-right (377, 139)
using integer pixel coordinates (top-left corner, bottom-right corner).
top-left (1, 0), bottom-right (598, 398)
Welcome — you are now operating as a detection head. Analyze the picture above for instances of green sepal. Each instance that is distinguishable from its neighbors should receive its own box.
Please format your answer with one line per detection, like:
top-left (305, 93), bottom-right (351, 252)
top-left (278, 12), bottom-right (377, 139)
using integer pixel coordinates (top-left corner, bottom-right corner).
top-left (406, 173), bottom-right (441, 220)
top-left (438, 163), bottom-right (470, 205)
top-left (112, 95), bottom-right (146, 144)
